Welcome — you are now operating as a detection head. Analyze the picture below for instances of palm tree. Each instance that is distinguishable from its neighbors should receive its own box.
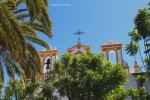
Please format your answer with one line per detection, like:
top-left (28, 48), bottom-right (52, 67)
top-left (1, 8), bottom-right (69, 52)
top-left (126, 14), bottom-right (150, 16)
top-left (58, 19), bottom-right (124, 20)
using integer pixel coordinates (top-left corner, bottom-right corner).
top-left (125, 41), bottom-right (141, 71)
top-left (125, 41), bottom-right (139, 61)
top-left (128, 29), bottom-right (145, 68)
top-left (134, 8), bottom-right (150, 58)
top-left (0, 0), bottom-right (52, 83)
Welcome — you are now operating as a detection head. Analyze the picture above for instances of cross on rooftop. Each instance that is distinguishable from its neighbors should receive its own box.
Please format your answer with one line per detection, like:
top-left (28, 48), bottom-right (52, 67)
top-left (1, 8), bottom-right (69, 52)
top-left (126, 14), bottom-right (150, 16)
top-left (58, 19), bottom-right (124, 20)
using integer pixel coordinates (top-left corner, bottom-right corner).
top-left (74, 29), bottom-right (84, 44)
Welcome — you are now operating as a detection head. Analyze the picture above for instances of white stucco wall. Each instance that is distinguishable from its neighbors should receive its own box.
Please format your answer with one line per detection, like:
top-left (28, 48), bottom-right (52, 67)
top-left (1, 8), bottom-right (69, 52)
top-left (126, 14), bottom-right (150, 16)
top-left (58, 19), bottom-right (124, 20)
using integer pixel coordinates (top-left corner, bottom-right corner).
top-left (144, 82), bottom-right (150, 94)
top-left (125, 74), bottom-right (138, 89)
top-left (51, 56), bottom-right (55, 71)
top-left (117, 50), bottom-right (122, 65)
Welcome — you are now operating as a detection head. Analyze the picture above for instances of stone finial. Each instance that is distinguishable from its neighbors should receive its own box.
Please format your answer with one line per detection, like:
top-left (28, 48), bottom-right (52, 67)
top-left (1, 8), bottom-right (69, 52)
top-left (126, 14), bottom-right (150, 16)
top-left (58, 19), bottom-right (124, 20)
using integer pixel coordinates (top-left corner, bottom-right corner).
top-left (43, 48), bottom-right (46, 51)
top-left (134, 60), bottom-right (138, 66)
top-left (109, 39), bottom-right (114, 44)
top-left (116, 40), bottom-right (119, 44)
top-left (54, 47), bottom-right (57, 50)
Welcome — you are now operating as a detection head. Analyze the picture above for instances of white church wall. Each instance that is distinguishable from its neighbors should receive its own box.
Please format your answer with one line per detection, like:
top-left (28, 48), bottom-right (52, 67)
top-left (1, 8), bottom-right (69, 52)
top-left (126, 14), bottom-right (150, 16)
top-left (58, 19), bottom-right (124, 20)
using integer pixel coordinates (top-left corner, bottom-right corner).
top-left (117, 50), bottom-right (123, 65)
top-left (144, 82), bottom-right (150, 94)
top-left (51, 56), bottom-right (55, 71)
top-left (125, 74), bottom-right (138, 89)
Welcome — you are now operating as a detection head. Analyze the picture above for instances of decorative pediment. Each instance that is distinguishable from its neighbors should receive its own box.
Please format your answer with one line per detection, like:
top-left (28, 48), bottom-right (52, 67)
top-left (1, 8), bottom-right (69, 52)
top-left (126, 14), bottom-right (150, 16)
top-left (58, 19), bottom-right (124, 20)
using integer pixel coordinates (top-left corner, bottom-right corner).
top-left (68, 44), bottom-right (90, 55)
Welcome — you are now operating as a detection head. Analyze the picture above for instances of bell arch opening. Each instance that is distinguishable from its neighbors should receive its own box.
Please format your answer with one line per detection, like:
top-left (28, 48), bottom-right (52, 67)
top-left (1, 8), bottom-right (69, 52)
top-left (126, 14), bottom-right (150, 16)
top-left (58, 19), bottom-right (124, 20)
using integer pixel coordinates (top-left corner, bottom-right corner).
top-left (43, 56), bottom-right (51, 73)
top-left (108, 50), bottom-right (117, 64)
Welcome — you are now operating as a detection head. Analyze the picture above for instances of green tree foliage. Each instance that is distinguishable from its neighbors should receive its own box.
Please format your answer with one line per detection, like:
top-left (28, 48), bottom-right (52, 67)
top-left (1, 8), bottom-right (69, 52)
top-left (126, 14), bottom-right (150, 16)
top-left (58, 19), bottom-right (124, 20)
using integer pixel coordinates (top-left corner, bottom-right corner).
top-left (41, 80), bottom-right (59, 100)
top-left (105, 86), bottom-right (127, 100)
top-left (105, 86), bottom-right (150, 100)
top-left (127, 87), bottom-right (149, 100)
top-left (4, 79), bottom-right (25, 100)
top-left (136, 75), bottom-right (146, 87)
top-left (24, 81), bottom-right (40, 99)
top-left (53, 52), bottom-right (127, 100)
top-left (3, 79), bottom-right (41, 100)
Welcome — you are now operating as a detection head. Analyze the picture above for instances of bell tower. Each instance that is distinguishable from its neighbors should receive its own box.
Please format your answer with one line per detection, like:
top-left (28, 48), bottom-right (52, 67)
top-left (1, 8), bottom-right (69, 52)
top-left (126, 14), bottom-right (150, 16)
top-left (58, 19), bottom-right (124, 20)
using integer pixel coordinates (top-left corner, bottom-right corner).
top-left (101, 39), bottom-right (129, 72)
top-left (39, 48), bottom-right (58, 80)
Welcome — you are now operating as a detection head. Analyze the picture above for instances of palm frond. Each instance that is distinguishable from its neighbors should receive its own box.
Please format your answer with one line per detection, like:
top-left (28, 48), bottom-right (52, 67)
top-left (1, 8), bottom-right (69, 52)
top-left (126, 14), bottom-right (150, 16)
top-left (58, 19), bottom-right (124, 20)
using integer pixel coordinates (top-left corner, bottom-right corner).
top-left (0, 26), bottom-right (14, 55)
top-left (22, 64), bottom-right (31, 79)
top-left (125, 41), bottom-right (139, 56)
top-left (38, 8), bottom-right (52, 29)
top-left (1, 0), bottom-right (16, 10)
top-left (3, 60), bottom-right (15, 78)
top-left (15, 13), bottom-right (30, 20)
top-left (25, 35), bottom-right (50, 49)
top-left (5, 53), bottom-right (22, 76)
top-left (0, 5), bottom-right (28, 61)
top-left (43, 0), bottom-right (48, 6)
top-left (33, 27), bottom-right (52, 38)
top-left (25, 0), bottom-right (52, 29)
top-left (14, 8), bottom-right (28, 14)
top-left (26, 0), bottom-right (44, 22)
top-left (16, 0), bottom-right (25, 7)
top-left (22, 24), bottom-right (37, 37)
top-left (27, 44), bottom-right (41, 69)
top-left (41, 8), bottom-right (52, 29)
top-left (23, 22), bottom-right (52, 38)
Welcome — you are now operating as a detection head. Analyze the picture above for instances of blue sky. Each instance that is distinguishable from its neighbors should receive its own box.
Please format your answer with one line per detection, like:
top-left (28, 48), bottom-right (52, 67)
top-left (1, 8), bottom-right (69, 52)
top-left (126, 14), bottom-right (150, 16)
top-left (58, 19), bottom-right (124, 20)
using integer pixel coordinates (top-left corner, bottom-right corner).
top-left (37, 0), bottom-right (149, 68)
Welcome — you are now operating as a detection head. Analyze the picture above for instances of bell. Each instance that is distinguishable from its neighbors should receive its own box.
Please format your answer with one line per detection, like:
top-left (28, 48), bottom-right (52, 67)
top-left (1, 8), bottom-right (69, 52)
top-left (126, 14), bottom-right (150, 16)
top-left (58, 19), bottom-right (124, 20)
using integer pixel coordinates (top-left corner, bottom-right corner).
top-left (45, 59), bottom-right (50, 69)
top-left (46, 64), bottom-right (50, 69)
top-left (45, 59), bottom-right (50, 64)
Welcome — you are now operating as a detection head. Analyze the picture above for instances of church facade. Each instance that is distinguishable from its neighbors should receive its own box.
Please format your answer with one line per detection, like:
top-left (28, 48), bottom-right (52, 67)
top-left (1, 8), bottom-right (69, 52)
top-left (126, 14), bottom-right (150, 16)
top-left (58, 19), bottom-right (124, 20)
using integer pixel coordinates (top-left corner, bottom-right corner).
top-left (39, 29), bottom-right (145, 91)
top-left (38, 30), bottom-right (150, 99)
top-left (39, 39), bottom-right (139, 75)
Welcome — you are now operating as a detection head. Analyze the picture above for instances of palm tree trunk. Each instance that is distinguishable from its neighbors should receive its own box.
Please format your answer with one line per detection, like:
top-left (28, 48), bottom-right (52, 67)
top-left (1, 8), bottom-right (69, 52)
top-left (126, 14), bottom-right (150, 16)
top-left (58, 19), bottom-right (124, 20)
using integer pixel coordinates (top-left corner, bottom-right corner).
top-left (144, 39), bottom-right (148, 58)
top-left (144, 38), bottom-right (150, 72)
top-left (146, 36), bottom-right (150, 59)
top-left (148, 36), bottom-right (150, 58)
top-left (134, 55), bottom-right (136, 62)
top-left (137, 42), bottom-right (146, 71)
top-left (137, 42), bottom-right (145, 65)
